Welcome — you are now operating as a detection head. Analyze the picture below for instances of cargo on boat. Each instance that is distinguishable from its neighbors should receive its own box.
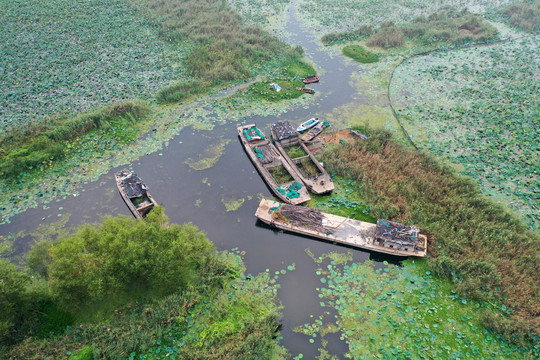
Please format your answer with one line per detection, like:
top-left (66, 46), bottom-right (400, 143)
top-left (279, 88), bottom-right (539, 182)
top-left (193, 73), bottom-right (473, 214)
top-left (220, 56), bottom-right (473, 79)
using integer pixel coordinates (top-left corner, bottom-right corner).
top-left (302, 75), bottom-right (320, 84)
top-left (255, 199), bottom-right (428, 257)
top-left (271, 121), bottom-right (333, 194)
top-left (238, 124), bottom-right (311, 205)
top-left (301, 120), bottom-right (329, 141)
top-left (115, 170), bottom-right (158, 219)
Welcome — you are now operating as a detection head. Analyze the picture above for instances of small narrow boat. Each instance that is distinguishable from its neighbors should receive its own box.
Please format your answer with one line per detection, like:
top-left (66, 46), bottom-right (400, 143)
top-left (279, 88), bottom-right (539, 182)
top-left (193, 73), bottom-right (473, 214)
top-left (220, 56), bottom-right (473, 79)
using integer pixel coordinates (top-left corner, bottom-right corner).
top-left (272, 121), bottom-right (333, 194)
top-left (350, 129), bottom-right (368, 139)
top-left (297, 117), bottom-right (319, 132)
top-left (301, 120), bottom-right (329, 141)
top-left (296, 87), bottom-right (315, 94)
top-left (115, 170), bottom-right (158, 219)
top-left (255, 199), bottom-right (428, 257)
top-left (238, 124), bottom-right (311, 205)
top-left (302, 75), bottom-right (320, 84)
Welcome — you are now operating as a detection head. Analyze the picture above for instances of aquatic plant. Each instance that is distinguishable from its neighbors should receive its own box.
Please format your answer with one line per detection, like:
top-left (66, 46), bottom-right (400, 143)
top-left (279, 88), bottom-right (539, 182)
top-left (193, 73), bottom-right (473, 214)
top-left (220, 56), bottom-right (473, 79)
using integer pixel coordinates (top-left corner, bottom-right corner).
top-left (320, 130), bottom-right (540, 345)
top-left (342, 45), bottom-right (379, 63)
top-left (391, 35), bottom-right (539, 229)
top-left (298, 256), bottom-right (535, 358)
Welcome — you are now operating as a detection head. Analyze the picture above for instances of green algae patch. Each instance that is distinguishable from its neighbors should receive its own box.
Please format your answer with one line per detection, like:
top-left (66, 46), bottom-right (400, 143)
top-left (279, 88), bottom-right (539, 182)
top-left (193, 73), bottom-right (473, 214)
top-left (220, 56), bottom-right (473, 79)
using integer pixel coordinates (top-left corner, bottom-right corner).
top-left (221, 197), bottom-right (246, 212)
top-left (248, 79), bottom-right (307, 102)
top-left (185, 140), bottom-right (230, 171)
top-left (297, 257), bottom-right (534, 359)
top-left (342, 45), bottom-right (379, 63)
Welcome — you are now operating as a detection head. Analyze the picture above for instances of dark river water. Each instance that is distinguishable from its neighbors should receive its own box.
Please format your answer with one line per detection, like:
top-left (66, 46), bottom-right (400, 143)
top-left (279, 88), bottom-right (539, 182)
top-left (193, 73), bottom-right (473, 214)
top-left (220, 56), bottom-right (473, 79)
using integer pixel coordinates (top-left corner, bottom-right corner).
top-left (1, 4), bottom-right (398, 358)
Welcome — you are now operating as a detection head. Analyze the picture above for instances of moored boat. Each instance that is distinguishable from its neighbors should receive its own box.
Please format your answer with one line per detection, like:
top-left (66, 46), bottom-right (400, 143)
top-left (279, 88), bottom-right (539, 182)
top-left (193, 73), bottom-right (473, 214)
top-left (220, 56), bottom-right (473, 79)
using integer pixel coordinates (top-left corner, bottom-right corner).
top-left (297, 117), bottom-right (319, 132)
top-left (301, 120), bottom-right (329, 141)
top-left (115, 170), bottom-right (158, 219)
top-left (296, 87), bottom-right (315, 94)
top-left (238, 124), bottom-right (311, 205)
top-left (302, 75), bottom-right (320, 84)
top-left (271, 121), bottom-right (333, 194)
top-left (255, 199), bottom-right (428, 257)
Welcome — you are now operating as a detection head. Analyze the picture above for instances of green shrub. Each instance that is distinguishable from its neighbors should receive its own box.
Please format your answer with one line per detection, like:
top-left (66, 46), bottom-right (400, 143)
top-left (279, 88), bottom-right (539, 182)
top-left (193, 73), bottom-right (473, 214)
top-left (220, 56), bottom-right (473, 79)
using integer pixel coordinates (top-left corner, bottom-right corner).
top-left (0, 260), bottom-right (30, 345)
top-left (36, 207), bottom-right (213, 314)
top-left (366, 28), bottom-right (404, 48)
top-left (342, 45), bottom-right (379, 63)
top-left (70, 346), bottom-right (94, 360)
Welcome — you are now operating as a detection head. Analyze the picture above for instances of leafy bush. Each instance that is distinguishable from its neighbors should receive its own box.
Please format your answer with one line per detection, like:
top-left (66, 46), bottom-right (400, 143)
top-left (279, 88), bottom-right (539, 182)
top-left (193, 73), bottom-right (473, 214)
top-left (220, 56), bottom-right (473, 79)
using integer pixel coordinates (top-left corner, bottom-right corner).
top-left (320, 129), bottom-right (540, 345)
top-left (0, 260), bottom-right (30, 345)
top-left (502, 0), bottom-right (540, 33)
top-left (32, 206), bottom-right (213, 313)
top-left (342, 45), bottom-right (379, 63)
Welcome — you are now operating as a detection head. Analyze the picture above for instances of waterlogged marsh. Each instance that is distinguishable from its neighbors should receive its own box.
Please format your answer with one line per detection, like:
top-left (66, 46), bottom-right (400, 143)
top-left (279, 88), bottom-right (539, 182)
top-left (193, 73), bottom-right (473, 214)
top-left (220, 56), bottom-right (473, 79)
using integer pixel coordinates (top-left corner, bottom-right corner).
top-left (298, 253), bottom-right (529, 359)
top-left (391, 35), bottom-right (540, 229)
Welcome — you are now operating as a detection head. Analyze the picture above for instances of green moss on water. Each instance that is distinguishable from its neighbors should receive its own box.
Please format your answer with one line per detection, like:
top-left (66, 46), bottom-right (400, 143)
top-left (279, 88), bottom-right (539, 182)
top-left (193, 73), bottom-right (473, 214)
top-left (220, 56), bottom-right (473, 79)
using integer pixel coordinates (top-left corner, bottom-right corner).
top-left (185, 140), bottom-right (230, 171)
top-left (221, 197), bottom-right (245, 212)
top-left (342, 45), bottom-right (379, 63)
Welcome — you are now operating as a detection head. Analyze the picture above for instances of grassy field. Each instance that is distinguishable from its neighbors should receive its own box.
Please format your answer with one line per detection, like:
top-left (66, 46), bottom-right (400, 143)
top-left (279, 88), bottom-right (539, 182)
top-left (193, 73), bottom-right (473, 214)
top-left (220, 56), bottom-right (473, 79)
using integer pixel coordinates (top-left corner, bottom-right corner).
top-left (319, 130), bottom-right (539, 347)
top-left (391, 35), bottom-right (540, 230)
top-left (0, 0), bottom-right (183, 132)
top-left (297, 253), bottom-right (534, 359)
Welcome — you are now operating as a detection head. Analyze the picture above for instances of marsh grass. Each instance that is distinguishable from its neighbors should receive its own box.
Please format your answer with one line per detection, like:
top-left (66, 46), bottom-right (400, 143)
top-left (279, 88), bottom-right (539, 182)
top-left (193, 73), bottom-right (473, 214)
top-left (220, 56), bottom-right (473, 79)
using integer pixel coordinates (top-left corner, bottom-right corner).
top-left (342, 45), bottom-right (379, 63)
top-left (502, 0), bottom-right (540, 33)
top-left (320, 129), bottom-right (539, 345)
top-left (0, 100), bottom-right (149, 181)
top-left (363, 8), bottom-right (499, 48)
top-left (269, 165), bottom-right (294, 184)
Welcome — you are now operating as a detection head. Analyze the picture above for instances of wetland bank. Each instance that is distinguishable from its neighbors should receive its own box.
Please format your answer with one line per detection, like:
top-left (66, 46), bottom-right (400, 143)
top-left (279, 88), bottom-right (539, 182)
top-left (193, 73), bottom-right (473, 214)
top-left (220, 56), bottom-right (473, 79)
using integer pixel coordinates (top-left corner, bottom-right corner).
top-left (1, 0), bottom-right (539, 358)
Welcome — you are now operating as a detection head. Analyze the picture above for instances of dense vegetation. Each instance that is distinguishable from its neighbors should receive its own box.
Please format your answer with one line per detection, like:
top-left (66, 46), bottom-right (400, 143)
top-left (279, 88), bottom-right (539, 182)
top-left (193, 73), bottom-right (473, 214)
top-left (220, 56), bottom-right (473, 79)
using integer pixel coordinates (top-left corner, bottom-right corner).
top-left (502, 0), bottom-right (540, 33)
top-left (0, 100), bottom-right (149, 181)
top-left (1, 208), bottom-right (285, 359)
top-left (0, 0), bottom-right (180, 131)
top-left (138, 0), bottom-right (312, 102)
top-left (298, 254), bottom-right (533, 359)
top-left (320, 130), bottom-right (540, 346)
top-left (391, 35), bottom-right (539, 229)
top-left (321, 7), bottom-right (498, 47)
top-left (341, 45), bottom-right (379, 63)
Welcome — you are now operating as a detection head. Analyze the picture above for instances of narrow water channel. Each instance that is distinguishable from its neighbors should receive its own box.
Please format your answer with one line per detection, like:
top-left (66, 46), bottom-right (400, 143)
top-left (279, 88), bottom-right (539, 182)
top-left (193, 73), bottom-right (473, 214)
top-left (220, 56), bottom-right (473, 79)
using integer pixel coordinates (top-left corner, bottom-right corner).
top-left (1, 3), bottom-right (397, 358)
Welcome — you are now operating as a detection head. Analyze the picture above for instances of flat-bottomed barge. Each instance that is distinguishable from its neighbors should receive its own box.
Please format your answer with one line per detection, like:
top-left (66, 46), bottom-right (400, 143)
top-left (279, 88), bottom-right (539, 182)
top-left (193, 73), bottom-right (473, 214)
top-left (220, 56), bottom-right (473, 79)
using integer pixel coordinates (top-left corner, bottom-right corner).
top-left (255, 199), bottom-right (427, 257)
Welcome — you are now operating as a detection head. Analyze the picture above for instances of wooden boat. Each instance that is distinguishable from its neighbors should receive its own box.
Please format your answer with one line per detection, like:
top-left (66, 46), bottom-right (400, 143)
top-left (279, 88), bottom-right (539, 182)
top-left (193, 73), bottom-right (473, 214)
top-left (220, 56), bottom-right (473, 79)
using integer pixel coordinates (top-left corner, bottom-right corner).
top-left (301, 120), bottom-right (329, 141)
top-left (256, 199), bottom-right (428, 257)
top-left (296, 87), bottom-right (315, 94)
top-left (238, 124), bottom-right (311, 205)
top-left (115, 170), bottom-right (158, 219)
top-left (297, 117), bottom-right (319, 132)
top-left (302, 75), bottom-right (320, 84)
top-left (271, 122), bottom-right (333, 194)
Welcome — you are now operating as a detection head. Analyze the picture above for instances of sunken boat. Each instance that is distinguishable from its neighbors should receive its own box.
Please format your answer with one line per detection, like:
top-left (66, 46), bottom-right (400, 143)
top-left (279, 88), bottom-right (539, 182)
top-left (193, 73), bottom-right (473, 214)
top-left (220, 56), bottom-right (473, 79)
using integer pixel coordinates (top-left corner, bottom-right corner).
top-left (115, 170), bottom-right (158, 219)
top-left (271, 121), bottom-right (333, 194)
top-left (301, 120), bottom-right (329, 141)
top-left (238, 124), bottom-right (311, 205)
top-left (302, 75), bottom-right (320, 84)
top-left (256, 199), bottom-right (428, 257)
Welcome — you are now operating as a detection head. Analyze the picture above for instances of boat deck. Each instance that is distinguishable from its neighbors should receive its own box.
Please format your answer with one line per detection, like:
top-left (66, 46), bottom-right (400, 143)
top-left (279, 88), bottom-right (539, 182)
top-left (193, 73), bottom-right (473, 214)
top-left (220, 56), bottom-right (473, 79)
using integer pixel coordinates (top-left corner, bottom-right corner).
top-left (255, 199), bottom-right (427, 257)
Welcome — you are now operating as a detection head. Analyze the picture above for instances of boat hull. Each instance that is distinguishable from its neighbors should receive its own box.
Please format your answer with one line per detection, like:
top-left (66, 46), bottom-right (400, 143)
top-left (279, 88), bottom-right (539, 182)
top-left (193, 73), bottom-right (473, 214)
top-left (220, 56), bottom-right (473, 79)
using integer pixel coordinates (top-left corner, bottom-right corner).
top-left (255, 199), bottom-right (428, 257)
top-left (238, 124), bottom-right (311, 205)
